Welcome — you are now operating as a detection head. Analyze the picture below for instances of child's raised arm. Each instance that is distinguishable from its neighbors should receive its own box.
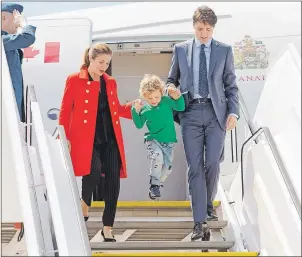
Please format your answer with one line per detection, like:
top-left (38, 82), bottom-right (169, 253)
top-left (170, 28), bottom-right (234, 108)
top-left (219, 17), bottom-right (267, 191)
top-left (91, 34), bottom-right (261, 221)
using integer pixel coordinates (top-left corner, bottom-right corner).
top-left (131, 100), bottom-right (146, 129)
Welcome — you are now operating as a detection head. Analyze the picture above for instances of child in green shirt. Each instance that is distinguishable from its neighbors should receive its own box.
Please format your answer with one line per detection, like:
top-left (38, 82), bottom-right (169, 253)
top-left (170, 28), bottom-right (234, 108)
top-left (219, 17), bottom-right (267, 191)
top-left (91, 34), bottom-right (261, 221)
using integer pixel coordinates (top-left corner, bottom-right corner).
top-left (132, 74), bottom-right (185, 199)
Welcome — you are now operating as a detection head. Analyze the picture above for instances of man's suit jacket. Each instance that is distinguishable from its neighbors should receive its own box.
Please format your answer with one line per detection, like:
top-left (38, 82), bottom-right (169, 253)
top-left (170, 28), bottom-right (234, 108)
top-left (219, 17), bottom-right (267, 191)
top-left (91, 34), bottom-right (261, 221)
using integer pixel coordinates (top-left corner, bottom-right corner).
top-left (167, 38), bottom-right (239, 130)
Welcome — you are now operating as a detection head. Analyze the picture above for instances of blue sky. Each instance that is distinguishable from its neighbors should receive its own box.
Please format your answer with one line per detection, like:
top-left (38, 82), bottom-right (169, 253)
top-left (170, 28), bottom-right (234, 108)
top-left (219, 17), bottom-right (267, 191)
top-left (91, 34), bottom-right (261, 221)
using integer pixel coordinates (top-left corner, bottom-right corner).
top-left (13, 1), bottom-right (126, 17)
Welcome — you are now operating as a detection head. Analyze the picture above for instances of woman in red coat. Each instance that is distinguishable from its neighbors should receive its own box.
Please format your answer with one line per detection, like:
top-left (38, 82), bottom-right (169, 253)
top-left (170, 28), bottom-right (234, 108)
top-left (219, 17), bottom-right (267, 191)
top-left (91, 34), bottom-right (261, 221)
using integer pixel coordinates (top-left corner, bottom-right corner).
top-left (59, 43), bottom-right (132, 242)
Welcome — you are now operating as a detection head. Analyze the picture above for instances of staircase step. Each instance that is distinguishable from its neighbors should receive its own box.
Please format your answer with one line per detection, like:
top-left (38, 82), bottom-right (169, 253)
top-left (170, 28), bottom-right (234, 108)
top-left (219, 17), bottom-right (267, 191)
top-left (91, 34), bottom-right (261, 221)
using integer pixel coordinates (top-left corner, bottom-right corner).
top-left (89, 209), bottom-right (193, 217)
top-left (1, 231), bottom-right (17, 243)
top-left (127, 235), bottom-right (186, 240)
top-left (91, 201), bottom-right (220, 209)
top-left (87, 220), bottom-right (227, 229)
top-left (92, 252), bottom-right (259, 256)
top-left (1, 223), bottom-right (15, 228)
top-left (90, 201), bottom-right (220, 217)
top-left (90, 241), bottom-right (234, 251)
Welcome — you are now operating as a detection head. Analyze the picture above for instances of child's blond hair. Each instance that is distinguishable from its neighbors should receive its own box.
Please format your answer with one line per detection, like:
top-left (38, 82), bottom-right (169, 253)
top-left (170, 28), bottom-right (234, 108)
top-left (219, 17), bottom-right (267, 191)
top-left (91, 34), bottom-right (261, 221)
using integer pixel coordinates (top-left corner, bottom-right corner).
top-left (139, 74), bottom-right (164, 98)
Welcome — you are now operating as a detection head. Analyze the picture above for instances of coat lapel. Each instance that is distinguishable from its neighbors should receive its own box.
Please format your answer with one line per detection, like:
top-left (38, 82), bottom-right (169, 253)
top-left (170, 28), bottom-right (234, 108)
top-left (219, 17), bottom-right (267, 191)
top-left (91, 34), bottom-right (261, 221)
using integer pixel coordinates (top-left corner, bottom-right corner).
top-left (208, 39), bottom-right (219, 78)
top-left (186, 38), bottom-right (194, 80)
top-left (79, 68), bottom-right (111, 86)
top-left (102, 72), bottom-right (110, 84)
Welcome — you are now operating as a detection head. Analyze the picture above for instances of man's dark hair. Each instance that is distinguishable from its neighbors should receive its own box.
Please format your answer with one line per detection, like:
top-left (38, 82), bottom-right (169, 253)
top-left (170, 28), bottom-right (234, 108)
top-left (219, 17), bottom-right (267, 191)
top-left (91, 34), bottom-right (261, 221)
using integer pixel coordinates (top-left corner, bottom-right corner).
top-left (193, 6), bottom-right (217, 27)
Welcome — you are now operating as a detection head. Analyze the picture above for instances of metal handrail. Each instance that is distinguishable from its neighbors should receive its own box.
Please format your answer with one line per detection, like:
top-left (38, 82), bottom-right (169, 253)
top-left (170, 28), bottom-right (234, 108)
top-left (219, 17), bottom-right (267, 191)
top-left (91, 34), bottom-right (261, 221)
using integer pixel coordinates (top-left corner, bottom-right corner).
top-left (230, 127), bottom-right (238, 162)
top-left (240, 126), bottom-right (301, 220)
top-left (52, 127), bottom-right (59, 138)
top-left (25, 84), bottom-right (37, 145)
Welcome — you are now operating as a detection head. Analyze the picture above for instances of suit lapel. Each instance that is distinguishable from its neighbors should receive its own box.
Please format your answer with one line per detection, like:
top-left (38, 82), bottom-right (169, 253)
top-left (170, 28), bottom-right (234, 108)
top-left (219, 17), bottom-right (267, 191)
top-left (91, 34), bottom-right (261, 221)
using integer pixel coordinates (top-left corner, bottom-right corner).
top-left (186, 38), bottom-right (194, 80)
top-left (209, 39), bottom-right (219, 78)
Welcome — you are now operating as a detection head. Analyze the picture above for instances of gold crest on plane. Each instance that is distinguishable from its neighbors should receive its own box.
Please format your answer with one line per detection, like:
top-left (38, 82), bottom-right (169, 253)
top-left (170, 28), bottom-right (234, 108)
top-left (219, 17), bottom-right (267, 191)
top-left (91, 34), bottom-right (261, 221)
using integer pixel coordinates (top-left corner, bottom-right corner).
top-left (233, 35), bottom-right (270, 70)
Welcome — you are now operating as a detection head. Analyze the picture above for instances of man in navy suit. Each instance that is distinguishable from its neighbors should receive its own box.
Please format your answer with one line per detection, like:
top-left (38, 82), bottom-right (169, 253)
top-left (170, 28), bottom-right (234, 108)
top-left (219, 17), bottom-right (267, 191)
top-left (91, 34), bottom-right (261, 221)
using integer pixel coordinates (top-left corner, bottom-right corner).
top-left (166, 6), bottom-right (239, 240)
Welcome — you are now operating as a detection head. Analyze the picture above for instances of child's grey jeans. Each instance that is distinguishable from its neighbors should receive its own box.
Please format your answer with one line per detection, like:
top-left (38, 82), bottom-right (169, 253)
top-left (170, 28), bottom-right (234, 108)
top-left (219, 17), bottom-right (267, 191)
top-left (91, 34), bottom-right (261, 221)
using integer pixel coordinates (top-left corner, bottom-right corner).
top-left (146, 139), bottom-right (175, 186)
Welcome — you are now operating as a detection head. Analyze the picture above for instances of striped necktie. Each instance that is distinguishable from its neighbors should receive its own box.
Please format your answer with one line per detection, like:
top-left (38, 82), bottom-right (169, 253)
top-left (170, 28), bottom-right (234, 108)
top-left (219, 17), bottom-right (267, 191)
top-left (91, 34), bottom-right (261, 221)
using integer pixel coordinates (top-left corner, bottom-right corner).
top-left (198, 44), bottom-right (209, 97)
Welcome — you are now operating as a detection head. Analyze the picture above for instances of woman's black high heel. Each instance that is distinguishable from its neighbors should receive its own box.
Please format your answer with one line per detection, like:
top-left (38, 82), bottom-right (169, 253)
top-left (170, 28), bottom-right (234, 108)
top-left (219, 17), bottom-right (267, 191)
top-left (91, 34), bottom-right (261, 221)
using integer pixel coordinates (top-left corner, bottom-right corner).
top-left (84, 216), bottom-right (89, 222)
top-left (101, 230), bottom-right (116, 242)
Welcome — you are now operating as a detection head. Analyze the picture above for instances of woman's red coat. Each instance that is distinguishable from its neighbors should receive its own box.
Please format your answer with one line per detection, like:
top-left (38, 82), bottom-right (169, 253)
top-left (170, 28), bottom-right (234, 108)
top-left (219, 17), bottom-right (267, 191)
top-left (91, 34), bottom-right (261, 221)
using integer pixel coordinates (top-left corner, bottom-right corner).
top-left (59, 68), bottom-right (132, 178)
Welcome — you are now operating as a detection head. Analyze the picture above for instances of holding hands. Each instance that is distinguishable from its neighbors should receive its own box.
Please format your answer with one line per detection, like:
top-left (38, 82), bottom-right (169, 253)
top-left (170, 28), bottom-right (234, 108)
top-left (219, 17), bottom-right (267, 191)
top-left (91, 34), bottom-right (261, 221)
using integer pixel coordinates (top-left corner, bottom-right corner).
top-left (167, 84), bottom-right (181, 100)
top-left (133, 99), bottom-right (144, 113)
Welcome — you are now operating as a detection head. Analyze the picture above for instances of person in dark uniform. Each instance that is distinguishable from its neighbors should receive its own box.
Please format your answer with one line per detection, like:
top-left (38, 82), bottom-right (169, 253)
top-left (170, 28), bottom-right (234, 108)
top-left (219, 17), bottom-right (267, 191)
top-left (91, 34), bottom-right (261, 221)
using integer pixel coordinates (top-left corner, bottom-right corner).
top-left (1, 3), bottom-right (36, 122)
top-left (59, 44), bottom-right (133, 242)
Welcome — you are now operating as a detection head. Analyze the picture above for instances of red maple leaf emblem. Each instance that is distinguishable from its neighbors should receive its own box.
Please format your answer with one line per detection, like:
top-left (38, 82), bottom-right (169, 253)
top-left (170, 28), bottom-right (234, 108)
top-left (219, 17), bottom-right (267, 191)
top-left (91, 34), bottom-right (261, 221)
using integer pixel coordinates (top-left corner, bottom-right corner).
top-left (23, 46), bottom-right (40, 59)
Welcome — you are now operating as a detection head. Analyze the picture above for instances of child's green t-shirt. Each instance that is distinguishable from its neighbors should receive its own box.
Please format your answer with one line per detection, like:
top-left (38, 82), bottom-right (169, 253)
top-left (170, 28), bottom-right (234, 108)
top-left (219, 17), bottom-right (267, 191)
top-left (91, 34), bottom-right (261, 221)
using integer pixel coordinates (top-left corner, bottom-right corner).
top-left (131, 96), bottom-right (185, 143)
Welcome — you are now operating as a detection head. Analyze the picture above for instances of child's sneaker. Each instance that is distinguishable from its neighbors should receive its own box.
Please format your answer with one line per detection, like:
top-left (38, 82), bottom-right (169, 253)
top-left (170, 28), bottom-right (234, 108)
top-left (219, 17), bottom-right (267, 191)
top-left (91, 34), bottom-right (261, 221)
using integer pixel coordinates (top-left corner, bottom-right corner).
top-left (149, 185), bottom-right (161, 199)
